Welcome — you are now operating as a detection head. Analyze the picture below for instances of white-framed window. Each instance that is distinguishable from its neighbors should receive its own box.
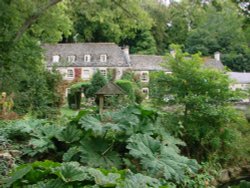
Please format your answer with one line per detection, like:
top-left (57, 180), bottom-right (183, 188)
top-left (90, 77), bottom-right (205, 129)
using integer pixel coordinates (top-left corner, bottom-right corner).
top-left (52, 55), bottom-right (60, 63)
top-left (67, 55), bottom-right (76, 62)
top-left (100, 69), bottom-right (107, 77)
top-left (84, 55), bottom-right (91, 62)
top-left (100, 54), bottom-right (107, 62)
top-left (82, 69), bottom-right (90, 79)
top-left (67, 69), bottom-right (74, 78)
top-left (142, 87), bottom-right (149, 99)
top-left (141, 72), bottom-right (149, 82)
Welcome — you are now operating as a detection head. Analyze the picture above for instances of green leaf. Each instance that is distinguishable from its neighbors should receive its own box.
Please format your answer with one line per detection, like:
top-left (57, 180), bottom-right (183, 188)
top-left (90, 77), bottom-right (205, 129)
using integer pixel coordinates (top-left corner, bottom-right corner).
top-left (63, 147), bottom-right (81, 162)
top-left (88, 168), bottom-right (120, 187)
top-left (117, 172), bottom-right (163, 188)
top-left (52, 162), bottom-right (89, 183)
top-left (26, 179), bottom-right (67, 188)
top-left (56, 126), bottom-right (82, 144)
top-left (127, 134), bottom-right (199, 182)
top-left (4, 165), bottom-right (32, 187)
top-left (79, 138), bottom-right (122, 169)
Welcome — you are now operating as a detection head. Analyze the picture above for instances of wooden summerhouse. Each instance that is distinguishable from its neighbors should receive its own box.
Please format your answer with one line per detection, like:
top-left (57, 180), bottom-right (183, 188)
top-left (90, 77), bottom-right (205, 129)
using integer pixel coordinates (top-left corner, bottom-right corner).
top-left (95, 82), bottom-right (126, 114)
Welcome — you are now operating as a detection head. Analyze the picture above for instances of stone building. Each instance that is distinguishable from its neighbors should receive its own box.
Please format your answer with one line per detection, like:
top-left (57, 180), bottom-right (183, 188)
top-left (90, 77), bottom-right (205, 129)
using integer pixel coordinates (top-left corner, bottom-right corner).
top-left (43, 42), bottom-right (224, 98)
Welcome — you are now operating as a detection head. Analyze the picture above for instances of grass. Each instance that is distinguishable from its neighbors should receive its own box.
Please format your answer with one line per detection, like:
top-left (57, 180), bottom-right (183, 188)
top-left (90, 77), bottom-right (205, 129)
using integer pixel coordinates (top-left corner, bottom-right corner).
top-left (60, 105), bottom-right (79, 117)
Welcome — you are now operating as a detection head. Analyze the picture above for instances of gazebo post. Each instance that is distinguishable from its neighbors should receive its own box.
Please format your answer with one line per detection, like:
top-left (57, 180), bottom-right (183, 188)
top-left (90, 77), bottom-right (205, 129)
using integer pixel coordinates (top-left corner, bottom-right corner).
top-left (99, 94), bottom-right (104, 114)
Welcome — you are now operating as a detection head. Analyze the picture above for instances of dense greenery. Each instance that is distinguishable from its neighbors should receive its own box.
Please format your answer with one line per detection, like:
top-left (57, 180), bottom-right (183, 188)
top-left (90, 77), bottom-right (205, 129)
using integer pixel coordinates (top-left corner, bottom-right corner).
top-left (150, 45), bottom-right (250, 163)
top-left (1, 0), bottom-right (250, 187)
top-left (1, 106), bottom-right (214, 187)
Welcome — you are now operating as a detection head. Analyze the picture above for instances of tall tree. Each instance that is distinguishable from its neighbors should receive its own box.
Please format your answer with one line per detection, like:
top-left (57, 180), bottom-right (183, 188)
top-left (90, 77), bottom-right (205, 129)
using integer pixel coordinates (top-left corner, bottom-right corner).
top-left (0, 0), bottom-right (72, 116)
top-left (155, 45), bottom-right (245, 161)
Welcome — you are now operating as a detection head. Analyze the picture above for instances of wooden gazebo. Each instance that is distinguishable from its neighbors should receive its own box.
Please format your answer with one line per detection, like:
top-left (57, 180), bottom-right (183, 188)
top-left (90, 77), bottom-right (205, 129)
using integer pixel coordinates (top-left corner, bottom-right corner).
top-left (95, 82), bottom-right (126, 114)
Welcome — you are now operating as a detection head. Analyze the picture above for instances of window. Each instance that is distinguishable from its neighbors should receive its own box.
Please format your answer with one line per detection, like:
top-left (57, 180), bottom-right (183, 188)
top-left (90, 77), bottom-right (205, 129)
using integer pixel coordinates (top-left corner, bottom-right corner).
top-left (67, 69), bottom-right (74, 78)
top-left (83, 70), bottom-right (90, 79)
top-left (100, 54), bottom-right (107, 62)
top-left (84, 55), bottom-right (91, 62)
top-left (142, 88), bottom-right (149, 99)
top-left (52, 55), bottom-right (60, 63)
top-left (100, 69), bottom-right (107, 77)
top-left (141, 72), bottom-right (149, 82)
top-left (67, 55), bottom-right (76, 62)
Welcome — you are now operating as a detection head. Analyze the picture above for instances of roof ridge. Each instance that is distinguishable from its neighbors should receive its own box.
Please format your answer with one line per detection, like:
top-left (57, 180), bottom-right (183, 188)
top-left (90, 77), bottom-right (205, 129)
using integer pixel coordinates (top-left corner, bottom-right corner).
top-left (43, 42), bottom-right (117, 46)
top-left (130, 54), bottom-right (163, 57)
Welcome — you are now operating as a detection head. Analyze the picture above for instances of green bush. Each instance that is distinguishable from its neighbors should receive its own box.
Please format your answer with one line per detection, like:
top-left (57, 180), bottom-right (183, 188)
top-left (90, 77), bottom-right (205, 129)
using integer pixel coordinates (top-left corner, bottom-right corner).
top-left (85, 71), bottom-right (107, 98)
top-left (115, 80), bottom-right (135, 101)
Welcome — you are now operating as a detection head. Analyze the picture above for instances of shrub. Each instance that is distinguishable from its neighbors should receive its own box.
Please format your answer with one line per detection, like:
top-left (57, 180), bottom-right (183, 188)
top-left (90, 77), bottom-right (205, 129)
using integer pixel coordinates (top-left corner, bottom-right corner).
top-left (115, 80), bottom-right (135, 101)
top-left (85, 71), bottom-right (107, 98)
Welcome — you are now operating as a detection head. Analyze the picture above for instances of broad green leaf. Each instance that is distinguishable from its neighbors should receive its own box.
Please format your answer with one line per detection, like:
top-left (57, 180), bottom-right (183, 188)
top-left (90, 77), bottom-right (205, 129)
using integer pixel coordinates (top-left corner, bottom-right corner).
top-left (52, 162), bottom-right (89, 182)
top-left (127, 134), bottom-right (199, 182)
top-left (88, 168), bottom-right (120, 187)
top-left (4, 165), bottom-right (32, 187)
top-left (56, 126), bottom-right (82, 143)
top-left (79, 138), bottom-right (122, 168)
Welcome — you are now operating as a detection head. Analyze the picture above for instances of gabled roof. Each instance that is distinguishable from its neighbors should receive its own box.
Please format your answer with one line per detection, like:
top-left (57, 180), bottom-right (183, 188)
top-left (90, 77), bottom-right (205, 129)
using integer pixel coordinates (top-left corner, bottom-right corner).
top-left (43, 43), bottom-right (130, 67)
top-left (130, 55), bottom-right (168, 71)
top-left (228, 72), bottom-right (250, 84)
top-left (95, 82), bottom-right (126, 95)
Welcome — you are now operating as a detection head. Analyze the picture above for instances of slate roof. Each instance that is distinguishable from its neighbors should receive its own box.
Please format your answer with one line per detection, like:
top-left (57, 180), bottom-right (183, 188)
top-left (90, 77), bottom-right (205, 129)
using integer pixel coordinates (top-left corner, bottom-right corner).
top-left (130, 55), bottom-right (224, 71)
top-left (95, 82), bottom-right (126, 95)
top-left (43, 43), bottom-right (130, 67)
top-left (130, 55), bottom-right (168, 71)
top-left (228, 72), bottom-right (250, 84)
top-left (43, 43), bottom-right (224, 71)
top-left (202, 57), bottom-right (224, 70)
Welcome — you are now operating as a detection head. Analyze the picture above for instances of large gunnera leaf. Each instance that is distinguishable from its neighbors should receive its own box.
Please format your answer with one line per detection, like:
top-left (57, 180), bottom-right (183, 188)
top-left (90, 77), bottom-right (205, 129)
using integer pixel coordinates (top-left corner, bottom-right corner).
top-left (127, 134), bottom-right (199, 182)
top-left (79, 138), bottom-right (122, 169)
top-left (56, 125), bottom-right (82, 144)
top-left (52, 162), bottom-right (89, 182)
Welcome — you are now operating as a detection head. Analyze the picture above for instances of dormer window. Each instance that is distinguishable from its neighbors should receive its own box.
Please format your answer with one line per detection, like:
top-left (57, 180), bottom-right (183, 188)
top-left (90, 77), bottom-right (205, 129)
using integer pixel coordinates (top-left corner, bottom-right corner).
top-left (52, 55), bottom-right (60, 63)
top-left (67, 55), bottom-right (76, 62)
top-left (84, 55), bottom-right (91, 62)
top-left (100, 54), bottom-right (107, 62)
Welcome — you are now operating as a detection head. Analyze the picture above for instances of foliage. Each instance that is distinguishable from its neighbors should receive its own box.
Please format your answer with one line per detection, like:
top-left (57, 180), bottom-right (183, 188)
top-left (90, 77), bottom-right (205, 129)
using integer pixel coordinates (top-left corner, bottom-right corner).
top-left (149, 71), bottom-right (169, 106)
top-left (127, 133), bottom-right (199, 182)
top-left (115, 79), bottom-right (135, 102)
top-left (3, 160), bottom-right (170, 188)
top-left (185, 1), bottom-right (249, 71)
top-left (222, 44), bottom-right (250, 72)
top-left (124, 29), bottom-right (157, 55)
top-left (157, 45), bottom-right (247, 162)
top-left (85, 70), bottom-right (107, 98)
top-left (70, 0), bottom-right (152, 43)
top-left (119, 71), bottom-right (145, 104)
top-left (0, 0), bottom-right (70, 118)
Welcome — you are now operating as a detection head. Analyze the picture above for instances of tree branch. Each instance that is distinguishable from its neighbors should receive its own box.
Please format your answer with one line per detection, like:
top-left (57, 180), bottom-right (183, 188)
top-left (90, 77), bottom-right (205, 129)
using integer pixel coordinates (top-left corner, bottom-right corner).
top-left (13, 0), bottom-right (63, 43)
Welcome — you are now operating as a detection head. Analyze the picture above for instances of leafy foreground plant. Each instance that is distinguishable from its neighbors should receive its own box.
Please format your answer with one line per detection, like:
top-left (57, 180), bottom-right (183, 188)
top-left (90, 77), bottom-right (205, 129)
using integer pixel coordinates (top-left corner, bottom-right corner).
top-left (127, 134), bottom-right (198, 182)
top-left (1, 105), bottom-right (212, 187)
top-left (3, 160), bottom-right (170, 188)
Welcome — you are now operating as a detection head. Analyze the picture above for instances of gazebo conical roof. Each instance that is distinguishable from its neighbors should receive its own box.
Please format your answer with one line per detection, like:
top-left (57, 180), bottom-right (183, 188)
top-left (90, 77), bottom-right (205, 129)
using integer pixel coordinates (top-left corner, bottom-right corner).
top-left (95, 82), bottom-right (126, 95)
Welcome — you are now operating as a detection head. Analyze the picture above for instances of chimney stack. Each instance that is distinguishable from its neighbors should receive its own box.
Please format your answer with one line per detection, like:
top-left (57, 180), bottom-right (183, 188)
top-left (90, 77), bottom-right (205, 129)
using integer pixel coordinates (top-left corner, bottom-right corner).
top-left (122, 46), bottom-right (130, 62)
top-left (214, 52), bottom-right (220, 61)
